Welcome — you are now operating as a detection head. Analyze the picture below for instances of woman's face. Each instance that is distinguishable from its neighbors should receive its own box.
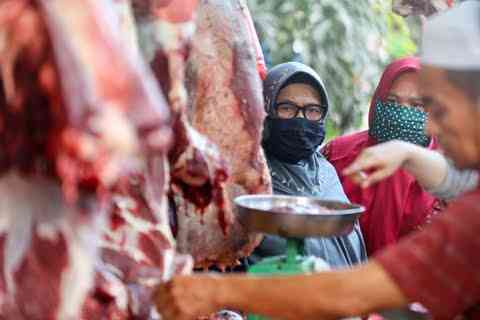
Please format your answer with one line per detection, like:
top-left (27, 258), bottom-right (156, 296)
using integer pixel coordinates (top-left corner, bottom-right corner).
top-left (385, 71), bottom-right (424, 110)
top-left (275, 83), bottom-right (325, 121)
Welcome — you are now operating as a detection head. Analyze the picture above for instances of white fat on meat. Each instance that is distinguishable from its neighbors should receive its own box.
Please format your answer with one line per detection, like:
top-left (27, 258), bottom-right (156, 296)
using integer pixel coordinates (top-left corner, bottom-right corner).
top-left (0, 172), bottom-right (99, 319)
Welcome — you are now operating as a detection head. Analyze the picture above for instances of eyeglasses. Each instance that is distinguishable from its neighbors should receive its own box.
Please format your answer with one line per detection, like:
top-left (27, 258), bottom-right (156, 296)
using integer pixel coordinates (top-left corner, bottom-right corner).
top-left (275, 102), bottom-right (326, 121)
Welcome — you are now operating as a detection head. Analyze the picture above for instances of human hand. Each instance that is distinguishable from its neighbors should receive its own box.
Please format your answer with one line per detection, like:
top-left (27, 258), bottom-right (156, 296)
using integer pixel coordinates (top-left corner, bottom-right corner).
top-left (154, 274), bottom-right (223, 320)
top-left (343, 140), bottom-right (415, 188)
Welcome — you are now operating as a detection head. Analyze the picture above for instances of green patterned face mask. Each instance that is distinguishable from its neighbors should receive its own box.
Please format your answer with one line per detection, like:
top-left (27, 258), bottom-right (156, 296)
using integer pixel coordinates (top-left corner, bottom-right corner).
top-left (369, 100), bottom-right (430, 147)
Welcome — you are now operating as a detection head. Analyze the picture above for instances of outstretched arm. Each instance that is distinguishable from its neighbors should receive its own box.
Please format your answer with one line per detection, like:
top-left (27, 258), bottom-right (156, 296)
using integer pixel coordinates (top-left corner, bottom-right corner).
top-left (155, 260), bottom-right (408, 320)
top-left (342, 140), bottom-right (448, 190)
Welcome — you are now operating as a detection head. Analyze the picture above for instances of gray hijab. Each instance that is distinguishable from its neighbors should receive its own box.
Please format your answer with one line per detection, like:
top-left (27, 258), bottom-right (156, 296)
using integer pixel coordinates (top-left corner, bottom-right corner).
top-left (262, 61), bottom-right (329, 117)
top-left (261, 62), bottom-right (329, 163)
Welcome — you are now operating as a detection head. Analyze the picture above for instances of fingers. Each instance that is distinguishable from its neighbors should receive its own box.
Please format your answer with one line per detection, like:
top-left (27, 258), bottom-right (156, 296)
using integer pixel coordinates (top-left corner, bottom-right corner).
top-left (343, 150), bottom-right (380, 176)
top-left (342, 146), bottom-right (399, 187)
top-left (155, 275), bottom-right (220, 320)
top-left (359, 168), bottom-right (391, 188)
top-left (155, 278), bottom-right (191, 320)
top-left (349, 170), bottom-right (368, 186)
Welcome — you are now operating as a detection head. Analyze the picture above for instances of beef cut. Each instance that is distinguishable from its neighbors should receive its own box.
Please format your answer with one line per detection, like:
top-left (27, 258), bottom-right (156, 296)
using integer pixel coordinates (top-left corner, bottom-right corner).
top-left (0, 0), bottom-right (173, 319)
top-left (136, 0), bottom-right (231, 269)
top-left (0, 0), bottom-right (272, 318)
top-left (136, 0), bottom-right (271, 269)
top-left (175, 0), bottom-right (272, 268)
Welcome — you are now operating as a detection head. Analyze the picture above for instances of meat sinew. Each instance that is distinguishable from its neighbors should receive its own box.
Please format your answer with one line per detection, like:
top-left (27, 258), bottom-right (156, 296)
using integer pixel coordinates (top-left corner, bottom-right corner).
top-left (174, 0), bottom-right (272, 268)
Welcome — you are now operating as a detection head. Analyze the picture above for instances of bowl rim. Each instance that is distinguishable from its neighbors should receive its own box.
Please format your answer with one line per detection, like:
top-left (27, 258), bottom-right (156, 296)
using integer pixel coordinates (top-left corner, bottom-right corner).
top-left (234, 194), bottom-right (365, 217)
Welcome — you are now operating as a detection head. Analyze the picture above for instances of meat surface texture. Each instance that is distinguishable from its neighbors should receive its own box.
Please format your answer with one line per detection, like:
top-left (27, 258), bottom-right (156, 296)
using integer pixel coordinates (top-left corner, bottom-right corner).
top-left (0, 0), bottom-right (175, 319)
top-left (174, 0), bottom-right (272, 269)
top-left (0, 0), bottom-right (271, 318)
top-left (0, 173), bottom-right (104, 319)
top-left (135, 0), bottom-right (271, 269)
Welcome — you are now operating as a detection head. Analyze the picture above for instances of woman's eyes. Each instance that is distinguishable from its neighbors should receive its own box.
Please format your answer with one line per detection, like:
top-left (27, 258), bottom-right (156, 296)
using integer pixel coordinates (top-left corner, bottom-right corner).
top-left (386, 98), bottom-right (397, 104)
top-left (386, 98), bottom-right (424, 110)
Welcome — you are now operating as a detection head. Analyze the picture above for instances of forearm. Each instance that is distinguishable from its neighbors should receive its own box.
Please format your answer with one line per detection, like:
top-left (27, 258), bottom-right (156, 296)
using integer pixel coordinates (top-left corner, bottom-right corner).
top-left (427, 164), bottom-right (479, 200)
top-left (390, 142), bottom-right (476, 198)
top-left (402, 143), bottom-right (448, 190)
top-left (217, 261), bottom-right (408, 319)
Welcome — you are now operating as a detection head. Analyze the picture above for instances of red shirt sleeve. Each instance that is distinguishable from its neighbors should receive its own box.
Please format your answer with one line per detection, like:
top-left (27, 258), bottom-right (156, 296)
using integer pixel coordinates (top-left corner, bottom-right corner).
top-left (375, 188), bottom-right (480, 320)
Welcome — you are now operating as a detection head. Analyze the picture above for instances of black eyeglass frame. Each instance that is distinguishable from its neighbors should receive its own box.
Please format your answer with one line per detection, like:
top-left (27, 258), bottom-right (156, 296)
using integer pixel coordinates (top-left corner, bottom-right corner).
top-left (274, 102), bottom-right (327, 121)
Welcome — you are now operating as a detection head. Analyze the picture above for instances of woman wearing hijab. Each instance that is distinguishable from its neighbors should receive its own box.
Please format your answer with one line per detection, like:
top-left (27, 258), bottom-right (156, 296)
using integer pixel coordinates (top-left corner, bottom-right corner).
top-left (246, 62), bottom-right (366, 269)
top-left (323, 57), bottom-right (442, 256)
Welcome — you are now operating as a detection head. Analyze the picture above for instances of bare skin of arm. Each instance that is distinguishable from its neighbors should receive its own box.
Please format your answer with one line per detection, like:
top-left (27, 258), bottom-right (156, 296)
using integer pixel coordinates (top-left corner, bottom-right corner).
top-left (155, 260), bottom-right (408, 320)
top-left (343, 140), bottom-right (448, 190)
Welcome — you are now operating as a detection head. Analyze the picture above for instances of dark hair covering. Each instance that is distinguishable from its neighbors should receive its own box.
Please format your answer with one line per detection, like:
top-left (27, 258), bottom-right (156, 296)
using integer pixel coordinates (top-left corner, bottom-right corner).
top-left (263, 62), bottom-right (329, 117)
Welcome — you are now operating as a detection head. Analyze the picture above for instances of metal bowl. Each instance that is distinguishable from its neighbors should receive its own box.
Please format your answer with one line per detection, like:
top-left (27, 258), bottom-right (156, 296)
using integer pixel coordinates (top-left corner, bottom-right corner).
top-left (234, 194), bottom-right (364, 238)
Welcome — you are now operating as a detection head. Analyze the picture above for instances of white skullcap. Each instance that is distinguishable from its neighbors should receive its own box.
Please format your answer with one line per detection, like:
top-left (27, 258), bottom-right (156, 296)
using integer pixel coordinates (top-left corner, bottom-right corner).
top-left (421, 1), bottom-right (480, 70)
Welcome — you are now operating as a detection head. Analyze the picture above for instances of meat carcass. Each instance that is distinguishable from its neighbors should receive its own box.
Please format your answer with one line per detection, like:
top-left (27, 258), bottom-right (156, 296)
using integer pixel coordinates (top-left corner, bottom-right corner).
top-left (0, 0), bottom-right (173, 318)
top-left (88, 2), bottom-right (198, 319)
top-left (136, 0), bottom-right (228, 210)
top-left (175, 0), bottom-right (272, 268)
top-left (136, 0), bottom-right (271, 268)
top-left (135, 0), bottom-right (236, 269)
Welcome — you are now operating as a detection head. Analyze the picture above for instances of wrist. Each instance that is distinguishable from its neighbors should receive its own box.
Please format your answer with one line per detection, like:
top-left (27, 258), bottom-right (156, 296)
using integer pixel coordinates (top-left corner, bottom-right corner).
top-left (401, 142), bottom-right (420, 171)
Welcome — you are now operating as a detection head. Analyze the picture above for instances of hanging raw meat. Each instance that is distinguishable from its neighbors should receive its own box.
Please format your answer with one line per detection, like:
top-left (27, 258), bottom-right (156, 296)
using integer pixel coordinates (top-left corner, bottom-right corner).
top-left (174, 0), bottom-right (272, 269)
top-left (135, 0), bottom-right (271, 269)
top-left (0, 0), bottom-right (173, 318)
top-left (94, 160), bottom-right (193, 319)
top-left (135, 0), bottom-right (230, 269)
top-left (186, 0), bottom-right (269, 197)
top-left (140, 0), bottom-right (231, 219)
top-left (77, 1), bottom-right (196, 319)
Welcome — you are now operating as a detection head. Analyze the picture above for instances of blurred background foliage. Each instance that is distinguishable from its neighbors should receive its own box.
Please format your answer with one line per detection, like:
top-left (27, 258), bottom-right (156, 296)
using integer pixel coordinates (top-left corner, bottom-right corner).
top-left (247, 0), bottom-right (419, 140)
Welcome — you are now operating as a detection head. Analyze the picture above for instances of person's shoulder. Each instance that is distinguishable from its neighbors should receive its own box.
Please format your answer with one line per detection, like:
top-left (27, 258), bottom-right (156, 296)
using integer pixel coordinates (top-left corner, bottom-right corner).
top-left (313, 152), bottom-right (344, 180)
top-left (314, 151), bottom-right (336, 169)
top-left (322, 130), bottom-right (371, 162)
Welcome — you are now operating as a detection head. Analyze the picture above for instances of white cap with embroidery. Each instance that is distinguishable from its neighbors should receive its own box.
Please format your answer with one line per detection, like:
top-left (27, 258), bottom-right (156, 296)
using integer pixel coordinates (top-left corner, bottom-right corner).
top-left (421, 0), bottom-right (480, 70)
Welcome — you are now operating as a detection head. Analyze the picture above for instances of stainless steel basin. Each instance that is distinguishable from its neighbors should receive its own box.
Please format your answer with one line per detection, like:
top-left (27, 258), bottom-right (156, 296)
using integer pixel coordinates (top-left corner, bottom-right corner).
top-left (234, 194), bottom-right (364, 238)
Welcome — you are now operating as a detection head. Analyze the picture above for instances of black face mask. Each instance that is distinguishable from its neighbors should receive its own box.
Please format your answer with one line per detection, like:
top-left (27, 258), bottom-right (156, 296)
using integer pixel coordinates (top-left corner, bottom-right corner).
top-left (263, 117), bottom-right (326, 164)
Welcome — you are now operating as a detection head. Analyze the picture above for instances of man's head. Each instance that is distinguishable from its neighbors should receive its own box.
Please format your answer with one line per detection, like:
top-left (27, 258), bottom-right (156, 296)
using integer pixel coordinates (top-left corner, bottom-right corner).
top-left (420, 0), bottom-right (480, 169)
top-left (421, 67), bottom-right (480, 169)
